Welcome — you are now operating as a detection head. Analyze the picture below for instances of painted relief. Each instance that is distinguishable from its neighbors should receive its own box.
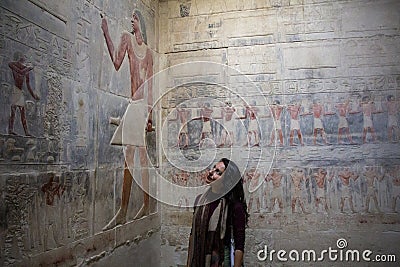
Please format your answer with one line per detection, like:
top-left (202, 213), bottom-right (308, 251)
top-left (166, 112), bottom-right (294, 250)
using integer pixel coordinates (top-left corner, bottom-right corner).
top-left (386, 95), bottom-right (399, 142)
top-left (100, 8), bottom-right (154, 231)
top-left (170, 104), bottom-right (191, 149)
top-left (265, 168), bottom-right (284, 213)
top-left (8, 52), bottom-right (40, 137)
top-left (0, 8), bottom-right (71, 166)
top-left (287, 101), bottom-right (305, 146)
top-left (310, 168), bottom-right (332, 213)
top-left (246, 167), bottom-right (262, 213)
top-left (164, 86), bottom-right (398, 149)
top-left (1, 171), bottom-right (90, 265)
top-left (290, 167), bottom-right (309, 213)
top-left (268, 100), bottom-right (284, 146)
top-left (215, 100), bottom-right (236, 148)
top-left (194, 103), bottom-right (215, 145)
top-left (239, 102), bottom-right (260, 147)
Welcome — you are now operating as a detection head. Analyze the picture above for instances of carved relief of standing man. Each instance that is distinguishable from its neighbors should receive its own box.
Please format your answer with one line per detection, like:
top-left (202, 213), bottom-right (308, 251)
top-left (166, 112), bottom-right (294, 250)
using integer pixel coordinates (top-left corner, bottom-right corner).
top-left (265, 168), bottom-right (284, 213)
top-left (335, 99), bottom-right (355, 144)
top-left (386, 95), bottom-right (399, 143)
top-left (101, 9), bottom-right (154, 230)
top-left (287, 102), bottom-right (305, 146)
top-left (290, 167), bottom-right (309, 214)
top-left (8, 51), bottom-right (40, 136)
top-left (216, 100), bottom-right (236, 148)
top-left (268, 100), bottom-right (284, 146)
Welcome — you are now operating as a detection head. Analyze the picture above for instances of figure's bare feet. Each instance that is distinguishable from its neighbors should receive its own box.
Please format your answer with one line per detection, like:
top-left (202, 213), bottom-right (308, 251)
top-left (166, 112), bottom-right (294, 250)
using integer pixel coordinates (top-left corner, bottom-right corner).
top-left (133, 204), bottom-right (149, 220)
top-left (102, 208), bottom-right (127, 231)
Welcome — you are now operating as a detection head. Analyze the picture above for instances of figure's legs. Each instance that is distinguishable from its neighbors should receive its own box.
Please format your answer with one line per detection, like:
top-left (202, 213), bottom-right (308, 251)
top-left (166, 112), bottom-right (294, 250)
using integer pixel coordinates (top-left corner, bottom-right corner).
top-left (103, 147), bottom-right (136, 231)
top-left (20, 106), bottom-right (31, 136)
top-left (289, 130), bottom-right (295, 146)
top-left (218, 131), bottom-right (226, 147)
top-left (253, 131), bottom-right (259, 146)
top-left (8, 105), bottom-right (17, 134)
top-left (362, 128), bottom-right (368, 143)
top-left (228, 131), bottom-right (234, 147)
top-left (297, 130), bottom-right (304, 145)
top-left (255, 197), bottom-right (261, 212)
top-left (269, 130), bottom-right (275, 146)
top-left (315, 198), bottom-right (320, 209)
top-left (321, 129), bottom-right (329, 144)
top-left (299, 200), bottom-right (307, 213)
top-left (346, 128), bottom-right (354, 143)
top-left (278, 130), bottom-right (284, 146)
top-left (365, 196), bottom-right (370, 212)
top-left (340, 197), bottom-right (345, 212)
top-left (349, 197), bottom-right (355, 213)
top-left (373, 196), bottom-right (381, 212)
top-left (313, 129), bottom-right (318, 145)
top-left (183, 133), bottom-right (189, 148)
top-left (244, 132), bottom-right (252, 147)
top-left (134, 147), bottom-right (150, 219)
top-left (393, 196), bottom-right (399, 212)
top-left (277, 198), bottom-right (283, 212)
top-left (338, 128), bottom-right (343, 144)
top-left (268, 198), bottom-right (275, 212)
top-left (370, 127), bottom-right (377, 142)
top-left (388, 126), bottom-right (393, 142)
top-left (324, 198), bottom-right (329, 212)
top-left (291, 198), bottom-right (297, 213)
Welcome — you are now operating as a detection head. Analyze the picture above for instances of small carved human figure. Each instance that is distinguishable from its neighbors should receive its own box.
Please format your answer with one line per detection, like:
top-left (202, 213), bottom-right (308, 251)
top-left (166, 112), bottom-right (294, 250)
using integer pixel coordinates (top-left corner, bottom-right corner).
top-left (41, 175), bottom-right (65, 206)
top-left (386, 95), bottom-right (399, 142)
top-left (363, 166), bottom-right (383, 213)
top-left (360, 96), bottom-right (378, 143)
top-left (287, 102), bottom-right (305, 146)
top-left (5, 138), bottom-right (24, 161)
top-left (338, 167), bottom-right (358, 213)
top-left (335, 99), bottom-right (355, 144)
top-left (265, 169), bottom-right (284, 213)
top-left (387, 166), bottom-right (400, 212)
top-left (192, 103), bottom-right (215, 146)
top-left (217, 101), bottom-right (236, 147)
top-left (174, 171), bottom-right (189, 209)
top-left (268, 100), bottom-right (284, 146)
top-left (246, 168), bottom-right (262, 213)
top-left (171, 104), bottom-right (191, 148)
top-left (239, 103), bottom-right (260, 147)
top-left (310, 99), bottom-right (333, 145)
top-left (8, 51), bottom-right (40, 136)
top-left (290, 167), bottom-right (308, 213)
top-left (312, 168), bottom-right (332, 213)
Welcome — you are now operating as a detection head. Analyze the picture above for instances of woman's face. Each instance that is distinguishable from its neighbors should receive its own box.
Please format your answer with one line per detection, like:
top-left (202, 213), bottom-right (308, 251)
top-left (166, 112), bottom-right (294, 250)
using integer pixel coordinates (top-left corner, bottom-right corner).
top-left (206, 161), bottom-right (226, 190)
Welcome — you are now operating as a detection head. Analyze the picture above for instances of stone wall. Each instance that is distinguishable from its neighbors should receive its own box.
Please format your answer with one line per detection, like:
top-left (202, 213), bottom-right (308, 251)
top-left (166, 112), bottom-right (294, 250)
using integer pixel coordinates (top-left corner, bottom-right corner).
top-left (158, 0), bottom-right (400, 266)
top-left (0, 0), bottom-right (160, 266)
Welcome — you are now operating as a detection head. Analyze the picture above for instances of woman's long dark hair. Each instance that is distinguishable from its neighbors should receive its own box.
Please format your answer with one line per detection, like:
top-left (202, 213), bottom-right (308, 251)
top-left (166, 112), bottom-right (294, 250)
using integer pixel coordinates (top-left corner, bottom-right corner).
top-left (220, 158), bottom-right (249, 225)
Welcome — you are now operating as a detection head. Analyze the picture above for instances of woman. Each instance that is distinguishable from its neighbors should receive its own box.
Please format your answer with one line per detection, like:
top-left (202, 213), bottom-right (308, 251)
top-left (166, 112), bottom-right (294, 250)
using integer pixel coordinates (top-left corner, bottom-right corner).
top-left (187, 158), bottom-right (249, 267)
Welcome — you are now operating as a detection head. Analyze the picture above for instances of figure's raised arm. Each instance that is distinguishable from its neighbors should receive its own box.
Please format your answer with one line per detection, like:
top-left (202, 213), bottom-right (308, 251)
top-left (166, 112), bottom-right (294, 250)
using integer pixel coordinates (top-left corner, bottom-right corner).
top-left (8, 62), bottom-right (33, 76)
top-left (101, 17), bottom-right (129, 71)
